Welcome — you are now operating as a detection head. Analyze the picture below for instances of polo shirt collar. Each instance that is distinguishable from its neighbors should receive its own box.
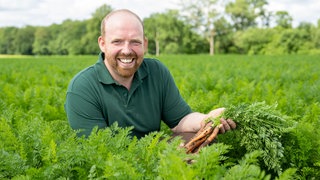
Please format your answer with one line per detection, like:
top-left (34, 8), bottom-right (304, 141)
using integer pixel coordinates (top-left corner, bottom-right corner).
top-left (95, 52), bottom-right (148, 85)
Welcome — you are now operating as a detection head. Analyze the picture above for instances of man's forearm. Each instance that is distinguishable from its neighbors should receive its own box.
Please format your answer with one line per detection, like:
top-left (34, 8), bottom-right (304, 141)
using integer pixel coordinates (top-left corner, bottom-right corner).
top-left (171, 108), bottom-right (227, 133)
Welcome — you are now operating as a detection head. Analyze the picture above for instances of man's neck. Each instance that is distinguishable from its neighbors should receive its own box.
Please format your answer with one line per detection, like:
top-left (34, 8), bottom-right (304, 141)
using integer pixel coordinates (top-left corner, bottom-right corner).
top-left (116, 76), bottom-right (133, 90)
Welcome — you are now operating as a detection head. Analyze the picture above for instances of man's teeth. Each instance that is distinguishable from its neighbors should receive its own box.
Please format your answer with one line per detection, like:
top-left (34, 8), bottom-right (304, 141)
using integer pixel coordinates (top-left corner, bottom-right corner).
top-left (120, 59), bottom-right (133, 63)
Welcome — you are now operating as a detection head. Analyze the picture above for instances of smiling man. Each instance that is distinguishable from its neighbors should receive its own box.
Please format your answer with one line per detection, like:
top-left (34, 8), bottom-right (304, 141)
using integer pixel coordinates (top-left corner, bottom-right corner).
top-left (98, 10), bottom-right (147, 90)
top-left (65, 9), bottom-right (236, 139)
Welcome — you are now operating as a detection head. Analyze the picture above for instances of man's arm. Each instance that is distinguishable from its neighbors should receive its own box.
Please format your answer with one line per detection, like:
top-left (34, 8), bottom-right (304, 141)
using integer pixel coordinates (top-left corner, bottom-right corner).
top-left (65, 92), bottom-right (107, 137)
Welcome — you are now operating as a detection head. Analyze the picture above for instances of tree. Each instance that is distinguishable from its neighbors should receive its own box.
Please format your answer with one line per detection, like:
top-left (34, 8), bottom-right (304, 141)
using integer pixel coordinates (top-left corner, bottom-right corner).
top-left (179, 0), bottom-right (221, 55)
top-left (233, 28), bottom-right (275, 54)
top-left (225, 0), bottom-right (268, 30)
top-left (46, 24), bottom-right (63, 55)
top-left (33, 27), bottom-right (52, 55)
top-left (179, 24), bottom-right (210, 54)
top-left (0, 27), bottom-right (18, 54)
top-left (144, 10), bottom-right (209, 55)
top-left (275, 28), bottom-right (309, 54)
top-left (66, 20), bottom-right (87, 55)
top-left (274, 11), bottom-right (293, 29)
top-left (144, 10), bottom-right (185, 55)
top-left (13, 26), bottom-right (35, 55)
top-left (213, 17), bottom-right (235, 54)
top-left (81, 4), bottom-right (113, 54)
top-left (296, 22), bottom-right (320, 54)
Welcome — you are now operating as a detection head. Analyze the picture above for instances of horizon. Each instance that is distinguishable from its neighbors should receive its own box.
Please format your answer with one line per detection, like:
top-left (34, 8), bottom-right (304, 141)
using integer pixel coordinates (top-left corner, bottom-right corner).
top-left (0, 0), bottom-right (319, 28)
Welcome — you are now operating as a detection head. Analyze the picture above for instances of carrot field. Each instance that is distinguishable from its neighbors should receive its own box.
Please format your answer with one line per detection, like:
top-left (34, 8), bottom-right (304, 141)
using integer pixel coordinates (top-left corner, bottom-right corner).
top-left (0, 54), bottom-right (319, 179)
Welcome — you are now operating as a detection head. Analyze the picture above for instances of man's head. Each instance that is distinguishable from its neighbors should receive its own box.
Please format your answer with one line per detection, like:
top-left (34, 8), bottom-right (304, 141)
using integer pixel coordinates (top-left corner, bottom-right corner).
top-left (100, 9), bottom-right (145, 37)
top-left (98, 9), bottom-right (148, 80)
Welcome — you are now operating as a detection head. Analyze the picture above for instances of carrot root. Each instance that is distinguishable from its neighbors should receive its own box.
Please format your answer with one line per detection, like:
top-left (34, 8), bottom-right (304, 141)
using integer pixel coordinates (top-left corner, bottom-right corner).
top-left (186, 136), bottom-right (207, 153)
top-left (184, 121), bottom-right (220, 154)
top-left (184, 125), bottom-right (213, 147)
top-left (194, 126), bottom-right (220, 153)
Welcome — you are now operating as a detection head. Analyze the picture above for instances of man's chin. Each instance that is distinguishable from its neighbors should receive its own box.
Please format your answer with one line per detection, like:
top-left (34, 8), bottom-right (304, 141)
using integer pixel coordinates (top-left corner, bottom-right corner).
top-left (118, 69), bottom-right (136, 78)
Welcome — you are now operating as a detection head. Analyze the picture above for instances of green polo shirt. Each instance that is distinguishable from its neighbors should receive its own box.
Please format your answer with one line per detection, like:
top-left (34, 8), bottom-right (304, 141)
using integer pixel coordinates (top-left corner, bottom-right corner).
top-left (65, 53), bottom-right (192, 138)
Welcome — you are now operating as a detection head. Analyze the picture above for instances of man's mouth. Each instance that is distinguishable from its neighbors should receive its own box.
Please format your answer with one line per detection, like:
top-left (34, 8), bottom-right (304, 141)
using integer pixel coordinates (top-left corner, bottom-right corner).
top-left (119, 58), bottom-right (134, 64)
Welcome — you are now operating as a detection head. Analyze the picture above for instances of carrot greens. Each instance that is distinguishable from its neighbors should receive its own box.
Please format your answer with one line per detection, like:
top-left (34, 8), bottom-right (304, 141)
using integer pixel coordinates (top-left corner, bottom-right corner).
top-left (221, 101), bottom-right (295, 175)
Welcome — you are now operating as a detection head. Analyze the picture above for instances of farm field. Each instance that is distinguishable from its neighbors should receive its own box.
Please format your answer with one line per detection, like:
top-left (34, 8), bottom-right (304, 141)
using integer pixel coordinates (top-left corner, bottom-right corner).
top-left (0, 54), bottom-right (319, 179)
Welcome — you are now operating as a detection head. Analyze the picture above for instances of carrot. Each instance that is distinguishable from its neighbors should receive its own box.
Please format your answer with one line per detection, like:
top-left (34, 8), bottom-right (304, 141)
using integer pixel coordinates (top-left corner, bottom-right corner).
top-left (193, 126), bottom-right (220, 153)
top-left (184, 124), bottom-right (213, 149)
top-left (185, 136), bottom-right (207, 153)
top-left (194, 121), bottom-right (213, 137)
top-left (183, 117), bottom-right (221, 153)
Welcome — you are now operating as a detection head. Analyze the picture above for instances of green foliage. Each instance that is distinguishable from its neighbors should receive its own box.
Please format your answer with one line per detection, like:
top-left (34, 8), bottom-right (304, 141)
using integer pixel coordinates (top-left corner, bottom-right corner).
top-left (0, 149), bottom-right (27, 179)
top-left (0, 55), bottom-right (319, 179)
top-left (280, 104), bottom-right (320, 178)
top-left (225, 0), bottom-right (268, 31)
top-left (0, 27), bottom-right (18, 54)
top-left (274, 11), bottom-right (293, 29)
top-left (192, 143), bottom-right (230, 179)
top-left (234, 28), bottom-right (275, 54)
top-left (162, 54), bottom-right (320, 178)
top-left (221, 102), bottom-right (294, 175)
top-left (13, 26), bottom-right (35, 55)
top-left (144, 10), bottom-right (209, 55)
top-left (233, 27), bottom-right (320, 55)
top-left (224, 151), bottom-right (271, 180)
top-left (0, 2), bottom-right (319, 55)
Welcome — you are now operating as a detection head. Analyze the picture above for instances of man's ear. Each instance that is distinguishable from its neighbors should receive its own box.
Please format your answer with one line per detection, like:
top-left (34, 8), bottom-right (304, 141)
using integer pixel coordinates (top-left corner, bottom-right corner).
top-left (98, 36), bottom-right (105, 52)
top-left (144, 36), bottom-right (148, 52)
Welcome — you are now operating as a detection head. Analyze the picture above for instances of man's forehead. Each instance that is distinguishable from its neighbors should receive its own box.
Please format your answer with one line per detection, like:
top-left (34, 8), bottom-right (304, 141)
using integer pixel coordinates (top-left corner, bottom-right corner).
top-left (105, 13), bottom-right (143, 33)
top-left (105, 10), bottom-right (142, 24)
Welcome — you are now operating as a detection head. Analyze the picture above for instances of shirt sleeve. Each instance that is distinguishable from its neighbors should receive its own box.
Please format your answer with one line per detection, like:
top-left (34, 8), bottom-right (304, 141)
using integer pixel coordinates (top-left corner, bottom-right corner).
top-left (160, 63), bottom-right (192, 128)
top-left (64, 76), bottom-right (106, 137)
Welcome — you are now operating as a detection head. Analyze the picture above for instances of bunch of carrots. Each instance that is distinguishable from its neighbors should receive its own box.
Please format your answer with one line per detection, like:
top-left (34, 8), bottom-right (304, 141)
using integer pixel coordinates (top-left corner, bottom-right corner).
top-left (183, 102), bottom-right (292, 174)
top-left (184, 117), bottom-right (221, 154)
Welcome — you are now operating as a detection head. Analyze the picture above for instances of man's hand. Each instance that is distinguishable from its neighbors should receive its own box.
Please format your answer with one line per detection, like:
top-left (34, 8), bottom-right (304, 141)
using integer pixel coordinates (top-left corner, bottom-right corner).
top-left (184, 112), bottom-right (237, 153)
top-left (203, 108), bottom-right (237, 134)
top-left (172, 107), bottom-right (237, 153)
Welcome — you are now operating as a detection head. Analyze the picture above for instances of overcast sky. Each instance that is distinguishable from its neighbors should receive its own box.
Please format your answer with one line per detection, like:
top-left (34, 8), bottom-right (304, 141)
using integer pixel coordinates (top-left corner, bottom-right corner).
top-left (0, 0), bottom-right (319, 28)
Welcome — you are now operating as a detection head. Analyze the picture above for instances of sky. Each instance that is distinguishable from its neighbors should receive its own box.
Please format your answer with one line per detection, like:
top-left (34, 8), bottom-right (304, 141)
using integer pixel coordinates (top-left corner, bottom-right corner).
top-left (0, 0), bottom-right (319, 28)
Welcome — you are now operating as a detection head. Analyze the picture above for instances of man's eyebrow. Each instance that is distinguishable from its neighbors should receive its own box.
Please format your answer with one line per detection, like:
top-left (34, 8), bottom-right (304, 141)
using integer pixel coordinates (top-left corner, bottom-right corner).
top-left (131, 39), bottom-right (143, 42)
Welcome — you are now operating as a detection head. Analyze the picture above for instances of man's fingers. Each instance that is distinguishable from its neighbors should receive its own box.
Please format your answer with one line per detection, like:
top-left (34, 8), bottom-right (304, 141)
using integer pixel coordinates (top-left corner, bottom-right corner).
top-left (227, 119), bottom-right (237, 129)
top-left (219, 118), bottom-right (237, 134)
top-left (218, 123), bottom-right (225, 134)
top-left (220, 118), bottom-right (230, 130)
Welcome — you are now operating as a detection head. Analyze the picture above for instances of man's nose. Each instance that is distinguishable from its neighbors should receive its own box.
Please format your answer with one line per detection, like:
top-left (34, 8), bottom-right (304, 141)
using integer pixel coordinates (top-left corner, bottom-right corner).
top-left (122, 43), bottom-right (132, 55)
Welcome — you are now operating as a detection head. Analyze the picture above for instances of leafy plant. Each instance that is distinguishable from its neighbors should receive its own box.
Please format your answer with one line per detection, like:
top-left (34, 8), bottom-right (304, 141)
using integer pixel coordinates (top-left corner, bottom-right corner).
top-left (0, 55), bottom-right (319, 179)
top-left (221, 101), bottom-right (295, 175)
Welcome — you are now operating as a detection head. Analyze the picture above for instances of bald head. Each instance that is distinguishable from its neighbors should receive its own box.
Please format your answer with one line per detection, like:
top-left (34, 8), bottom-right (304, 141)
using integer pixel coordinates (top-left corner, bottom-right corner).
top-left (100, 9), bottom-right (144, 37)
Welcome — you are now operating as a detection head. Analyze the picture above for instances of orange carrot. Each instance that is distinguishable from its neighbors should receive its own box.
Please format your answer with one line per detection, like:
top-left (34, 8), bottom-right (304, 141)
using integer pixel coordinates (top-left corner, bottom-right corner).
top-left (184, 125), bottom-right (213, 149)
top-left (193, 126), bottom-right (220, 153)
top-left (185, 136), bottom-right (207, 153)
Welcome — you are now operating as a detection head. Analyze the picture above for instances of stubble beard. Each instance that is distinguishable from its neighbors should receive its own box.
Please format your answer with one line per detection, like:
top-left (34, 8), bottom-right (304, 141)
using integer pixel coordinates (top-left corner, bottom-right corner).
top-left (106, 53), bottom-right (142, 79)
top-left (116, 62), bottom-right (139, 78)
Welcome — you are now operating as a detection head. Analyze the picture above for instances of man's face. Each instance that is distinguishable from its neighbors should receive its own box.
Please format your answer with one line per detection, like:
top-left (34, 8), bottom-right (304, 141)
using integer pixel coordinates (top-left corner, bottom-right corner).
top-left (98, 12), bottom-right (148, 80)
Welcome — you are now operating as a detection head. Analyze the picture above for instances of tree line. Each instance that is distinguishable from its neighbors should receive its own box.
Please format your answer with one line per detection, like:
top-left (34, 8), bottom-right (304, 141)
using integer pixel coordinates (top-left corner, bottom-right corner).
top-left (0, 0), bottom-right (319, 56)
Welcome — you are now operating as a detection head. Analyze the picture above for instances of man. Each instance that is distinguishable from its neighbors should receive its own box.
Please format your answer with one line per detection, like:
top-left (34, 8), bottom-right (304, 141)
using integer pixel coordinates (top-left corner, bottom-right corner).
top-left (65, 9), bottom-right (236, 140)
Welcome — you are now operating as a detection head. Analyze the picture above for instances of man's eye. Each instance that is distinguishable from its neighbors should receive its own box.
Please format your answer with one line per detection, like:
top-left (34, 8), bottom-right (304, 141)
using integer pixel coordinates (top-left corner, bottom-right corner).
top-left (112, 40), bottom-right (122, 44)
top-left (132, 41), bottom-right (142, 46)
